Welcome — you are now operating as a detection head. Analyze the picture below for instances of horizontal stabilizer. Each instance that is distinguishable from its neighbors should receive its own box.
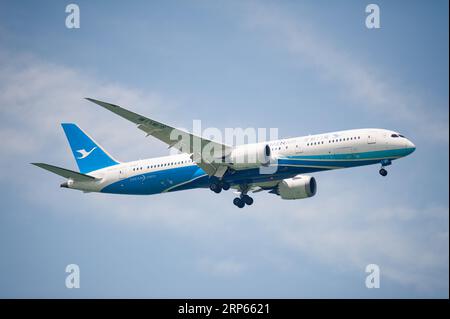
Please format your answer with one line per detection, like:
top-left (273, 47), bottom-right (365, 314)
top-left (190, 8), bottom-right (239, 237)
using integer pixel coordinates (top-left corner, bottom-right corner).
top-left (31, 163), bottom-right (98, 182)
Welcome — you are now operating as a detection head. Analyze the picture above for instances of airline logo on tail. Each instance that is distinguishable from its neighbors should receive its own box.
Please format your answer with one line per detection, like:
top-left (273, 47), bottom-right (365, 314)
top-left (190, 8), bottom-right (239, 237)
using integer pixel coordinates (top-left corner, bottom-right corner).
top-left (76, 147), bottom-right (97, 159)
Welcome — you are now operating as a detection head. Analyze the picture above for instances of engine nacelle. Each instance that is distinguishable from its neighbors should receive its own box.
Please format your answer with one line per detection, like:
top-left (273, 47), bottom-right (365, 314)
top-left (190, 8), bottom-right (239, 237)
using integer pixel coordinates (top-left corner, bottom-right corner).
top-left (227, 143), bottom-right (271, 169)
top-left (278, 175), bottom-right (317, 200)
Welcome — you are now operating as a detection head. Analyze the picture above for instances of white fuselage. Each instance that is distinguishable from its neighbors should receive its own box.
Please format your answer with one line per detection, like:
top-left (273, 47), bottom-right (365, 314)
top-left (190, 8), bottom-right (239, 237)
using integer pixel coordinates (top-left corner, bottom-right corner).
top-left (67, 128), bottom-right (415, 194)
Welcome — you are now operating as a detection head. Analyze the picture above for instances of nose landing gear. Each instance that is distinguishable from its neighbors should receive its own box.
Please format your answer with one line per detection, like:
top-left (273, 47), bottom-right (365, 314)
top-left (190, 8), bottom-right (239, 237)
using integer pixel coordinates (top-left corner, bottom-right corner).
top-left (379, 159), bottom-right (391, 177)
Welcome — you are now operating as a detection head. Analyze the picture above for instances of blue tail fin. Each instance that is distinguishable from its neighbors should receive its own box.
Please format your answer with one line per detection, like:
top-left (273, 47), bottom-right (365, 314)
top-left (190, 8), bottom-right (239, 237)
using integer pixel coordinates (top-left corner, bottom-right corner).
top-left (61, 123), bottom-right (120, 173)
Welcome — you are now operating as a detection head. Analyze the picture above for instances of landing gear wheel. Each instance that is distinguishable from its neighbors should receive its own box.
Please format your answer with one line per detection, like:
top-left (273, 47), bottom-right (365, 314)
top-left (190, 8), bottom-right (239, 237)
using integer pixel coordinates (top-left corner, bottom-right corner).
top-left (233, 197), bottom-right (245, 208)
top-left (222, 182), bottom-right (230, 191)
top-left (379, 168), bottom-right (388, 176)
top-left (242, 195), bottom-right (253, 205)
top-left (209, 182), bottom-right (221, 192)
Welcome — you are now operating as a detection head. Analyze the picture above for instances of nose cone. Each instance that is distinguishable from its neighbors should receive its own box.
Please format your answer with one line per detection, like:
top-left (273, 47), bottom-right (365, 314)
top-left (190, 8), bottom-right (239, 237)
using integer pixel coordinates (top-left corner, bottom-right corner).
top-left (405, 139), bottom-right (416, 155)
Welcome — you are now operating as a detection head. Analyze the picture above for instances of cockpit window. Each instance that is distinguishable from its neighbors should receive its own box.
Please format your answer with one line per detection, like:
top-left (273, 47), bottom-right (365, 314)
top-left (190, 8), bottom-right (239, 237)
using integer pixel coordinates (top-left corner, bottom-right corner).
top-left (399, 134), bottom-right (405, 138)
top-left (391, 134), bottom-right (399, 138)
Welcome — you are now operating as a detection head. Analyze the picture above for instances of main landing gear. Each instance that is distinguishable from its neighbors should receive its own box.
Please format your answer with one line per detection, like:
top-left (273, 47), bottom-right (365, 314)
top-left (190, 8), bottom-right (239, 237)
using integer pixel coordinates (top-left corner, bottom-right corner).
top-left (209, 179), bottom-right (254, 208)
top-left (233, 194), bottom-right (254, 208)
top-left (379, 159), bottom-right (391, 177)
top-left (209, 179), bottom-right (230, 194)
top-left (232, 185), bottom-right (253, 208)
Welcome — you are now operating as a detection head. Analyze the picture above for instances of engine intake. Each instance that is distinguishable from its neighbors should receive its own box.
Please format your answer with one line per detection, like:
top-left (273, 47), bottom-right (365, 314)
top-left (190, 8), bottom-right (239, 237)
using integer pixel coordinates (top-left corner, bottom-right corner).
top-left (278, 175), bottom-right (317, 200)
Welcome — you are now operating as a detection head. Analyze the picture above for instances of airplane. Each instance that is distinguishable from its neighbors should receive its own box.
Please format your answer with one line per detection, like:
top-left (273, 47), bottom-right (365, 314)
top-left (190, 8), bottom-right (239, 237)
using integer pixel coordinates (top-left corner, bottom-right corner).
top-left (32, 98), bottom-right (416, 208)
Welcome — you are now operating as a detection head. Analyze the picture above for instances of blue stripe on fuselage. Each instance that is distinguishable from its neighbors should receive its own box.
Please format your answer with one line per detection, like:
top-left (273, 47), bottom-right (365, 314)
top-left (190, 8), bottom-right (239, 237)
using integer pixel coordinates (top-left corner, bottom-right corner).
top-left (283, 147), bottom-right (415, 161)
top-left (101, 165), bottom-right (208, 195)
top-left (100, 147), bottom-right (415, 195)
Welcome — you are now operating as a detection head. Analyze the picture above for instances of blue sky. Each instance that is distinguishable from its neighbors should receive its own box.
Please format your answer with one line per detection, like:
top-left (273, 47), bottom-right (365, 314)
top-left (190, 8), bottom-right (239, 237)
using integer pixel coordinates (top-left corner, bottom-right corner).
top-left (0, 0), bottom-right (448, 298)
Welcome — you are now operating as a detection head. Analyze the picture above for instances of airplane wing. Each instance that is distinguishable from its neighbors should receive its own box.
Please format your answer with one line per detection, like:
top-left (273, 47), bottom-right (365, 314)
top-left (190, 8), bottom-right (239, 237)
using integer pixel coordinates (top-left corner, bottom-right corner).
top-left (85, 98), bottom-right (232, 176)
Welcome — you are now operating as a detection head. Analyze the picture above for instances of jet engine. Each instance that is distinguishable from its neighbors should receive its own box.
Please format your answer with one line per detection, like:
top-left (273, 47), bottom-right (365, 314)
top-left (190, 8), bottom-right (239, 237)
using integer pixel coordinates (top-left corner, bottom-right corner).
top-left (227, 143), bottom-right (272, 169)
top-left (277, 175), bottom-right (317, 200)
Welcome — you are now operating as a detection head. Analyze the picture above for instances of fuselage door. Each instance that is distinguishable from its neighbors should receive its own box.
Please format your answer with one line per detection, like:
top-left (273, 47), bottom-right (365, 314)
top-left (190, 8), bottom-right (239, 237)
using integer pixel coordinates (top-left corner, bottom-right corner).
top-left (367, 134), bottom-right (377, 144)
top-left (118, 166), bottom-right (128, 179)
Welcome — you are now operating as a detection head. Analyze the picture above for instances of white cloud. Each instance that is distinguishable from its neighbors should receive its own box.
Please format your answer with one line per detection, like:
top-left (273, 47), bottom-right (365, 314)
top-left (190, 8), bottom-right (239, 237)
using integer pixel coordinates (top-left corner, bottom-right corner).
top-left (252, 176), bottom-right (449, 294)
top-left (0, 49), bottom-right (174, 165)
top-left (242, 2), bottom-right (449, 143)
top-left (198, 257), bottom-right (246, 277)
